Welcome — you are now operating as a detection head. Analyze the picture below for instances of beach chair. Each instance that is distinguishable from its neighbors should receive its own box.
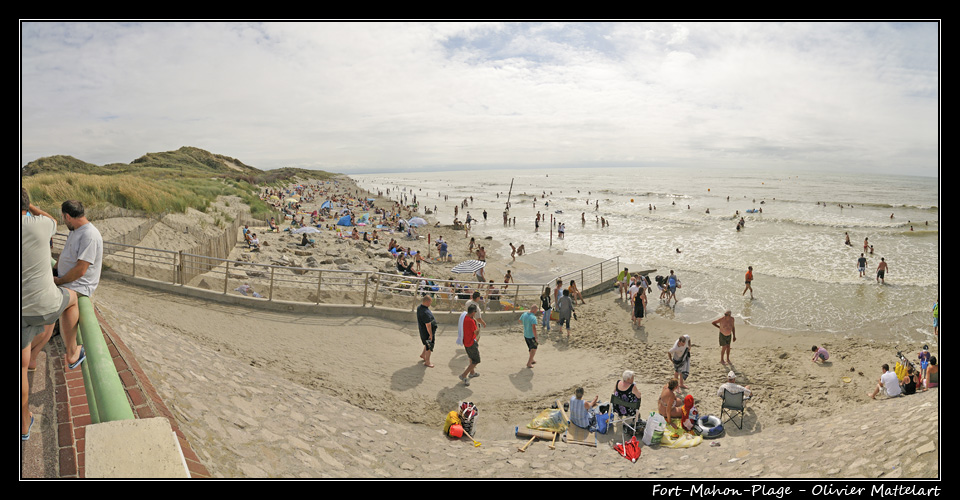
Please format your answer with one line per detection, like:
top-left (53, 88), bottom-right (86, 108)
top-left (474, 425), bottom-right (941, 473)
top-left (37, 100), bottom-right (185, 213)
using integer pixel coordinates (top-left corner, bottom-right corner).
top-left (720, 389), bottom-right (747, 430)
top-left (608, 394), bottom-right (642, 444)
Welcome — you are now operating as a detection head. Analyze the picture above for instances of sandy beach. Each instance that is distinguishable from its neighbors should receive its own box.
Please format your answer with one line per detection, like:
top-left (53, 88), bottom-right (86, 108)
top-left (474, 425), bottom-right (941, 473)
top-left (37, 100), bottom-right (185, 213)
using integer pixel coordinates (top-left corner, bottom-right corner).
top-left (82, 175), bottom-right (939, 479)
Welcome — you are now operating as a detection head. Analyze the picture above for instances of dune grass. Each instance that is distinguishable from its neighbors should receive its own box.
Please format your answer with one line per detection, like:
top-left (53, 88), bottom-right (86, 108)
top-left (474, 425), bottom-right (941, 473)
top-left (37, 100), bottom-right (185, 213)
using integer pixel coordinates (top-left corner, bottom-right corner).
top-left (22, 172), bottom-right (279, 220)
top-left (21, 146), bottom-right (336, 221)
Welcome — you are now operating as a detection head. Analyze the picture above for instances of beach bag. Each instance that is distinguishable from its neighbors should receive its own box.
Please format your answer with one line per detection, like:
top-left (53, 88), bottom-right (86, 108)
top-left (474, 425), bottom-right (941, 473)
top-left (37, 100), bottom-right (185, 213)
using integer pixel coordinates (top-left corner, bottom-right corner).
top-left (458, 402), bottom-right (478, 435)
top-left (596, 412), bottom-right (610, 434)
top-left (642, 412), bottom-right (666, 446)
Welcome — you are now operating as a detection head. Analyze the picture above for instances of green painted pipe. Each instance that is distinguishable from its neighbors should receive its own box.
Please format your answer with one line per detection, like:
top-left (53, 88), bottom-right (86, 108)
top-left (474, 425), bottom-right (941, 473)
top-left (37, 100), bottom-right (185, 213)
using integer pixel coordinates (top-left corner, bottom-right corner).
top-left (75, 327), bottom-right (101, 424)
top-left (76, 296), bottom-right (134, 422)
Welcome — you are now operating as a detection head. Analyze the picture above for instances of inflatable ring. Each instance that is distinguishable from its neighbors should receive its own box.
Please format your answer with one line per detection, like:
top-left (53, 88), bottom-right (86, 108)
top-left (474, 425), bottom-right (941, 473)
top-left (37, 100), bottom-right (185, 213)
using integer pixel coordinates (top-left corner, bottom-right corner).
top-left (696, 415), bottom-right (724, 439)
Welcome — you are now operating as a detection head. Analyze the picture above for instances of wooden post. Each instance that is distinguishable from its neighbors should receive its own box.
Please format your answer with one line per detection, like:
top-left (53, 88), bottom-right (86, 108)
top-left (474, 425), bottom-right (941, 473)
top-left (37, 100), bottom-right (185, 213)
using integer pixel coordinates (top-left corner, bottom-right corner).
top-left (371, 275), bottom-right (382, 307)
top-left (316, 271), bottom-right (323, 304)
top-left (132, 246), bottom-right (137, 278)
top-left (223, 260), bottom-right (229, 295)
top-left (268, 266), bottom-right (275, 301)
top-left (362, 273), bottom-right (370, 307)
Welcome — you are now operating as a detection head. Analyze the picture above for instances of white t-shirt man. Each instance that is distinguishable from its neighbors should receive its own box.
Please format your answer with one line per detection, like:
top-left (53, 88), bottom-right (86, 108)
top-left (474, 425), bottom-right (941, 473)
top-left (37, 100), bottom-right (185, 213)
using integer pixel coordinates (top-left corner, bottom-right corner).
top-left (718, 381), bottom-right (752, 398)
top-left (57, 221), bottom-right (103, 297)
top-left (880, 370), bottom-right (901, 397)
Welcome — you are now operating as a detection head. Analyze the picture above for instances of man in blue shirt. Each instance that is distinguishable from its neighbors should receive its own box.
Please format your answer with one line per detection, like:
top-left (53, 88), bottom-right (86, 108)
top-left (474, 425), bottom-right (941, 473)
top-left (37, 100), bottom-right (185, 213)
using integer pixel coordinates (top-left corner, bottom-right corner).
top-left (519, 306), bottom-right (540, 368)
top-left (569, 387), bottom-right (600, 431)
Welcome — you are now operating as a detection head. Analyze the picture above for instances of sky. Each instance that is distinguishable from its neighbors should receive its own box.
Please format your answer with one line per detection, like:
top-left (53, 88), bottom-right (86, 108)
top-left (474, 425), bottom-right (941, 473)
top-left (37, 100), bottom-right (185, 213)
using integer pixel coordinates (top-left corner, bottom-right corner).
top-left (20, 21), bottom-right (940, 176)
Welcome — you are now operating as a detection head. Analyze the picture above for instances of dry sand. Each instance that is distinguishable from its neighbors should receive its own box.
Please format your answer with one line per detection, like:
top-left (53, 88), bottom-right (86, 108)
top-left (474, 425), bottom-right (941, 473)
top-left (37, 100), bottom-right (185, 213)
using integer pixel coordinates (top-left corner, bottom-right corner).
top-left (85, 175), bottom-right (939, 479)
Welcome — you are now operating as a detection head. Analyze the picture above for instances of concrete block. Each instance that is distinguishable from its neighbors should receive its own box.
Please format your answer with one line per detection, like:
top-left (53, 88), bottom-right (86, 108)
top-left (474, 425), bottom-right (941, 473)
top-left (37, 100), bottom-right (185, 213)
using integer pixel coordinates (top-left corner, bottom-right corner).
top-left (85, 417), bottom-right (190, 478)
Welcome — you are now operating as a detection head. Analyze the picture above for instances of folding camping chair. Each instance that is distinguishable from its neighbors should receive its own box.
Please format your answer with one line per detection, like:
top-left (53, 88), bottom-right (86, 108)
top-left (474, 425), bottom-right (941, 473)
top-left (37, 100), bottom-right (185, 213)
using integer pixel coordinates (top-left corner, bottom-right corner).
top-left (608, 394), bottom-right (643, 445)
top-left (720, 389), bottom-right (747, 430)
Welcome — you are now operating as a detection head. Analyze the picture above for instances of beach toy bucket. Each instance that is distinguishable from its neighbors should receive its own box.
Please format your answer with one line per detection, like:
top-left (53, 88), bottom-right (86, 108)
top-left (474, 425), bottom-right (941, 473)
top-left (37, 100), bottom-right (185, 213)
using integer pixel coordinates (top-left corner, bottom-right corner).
top-left (449, 424), bottom-right (464, 438)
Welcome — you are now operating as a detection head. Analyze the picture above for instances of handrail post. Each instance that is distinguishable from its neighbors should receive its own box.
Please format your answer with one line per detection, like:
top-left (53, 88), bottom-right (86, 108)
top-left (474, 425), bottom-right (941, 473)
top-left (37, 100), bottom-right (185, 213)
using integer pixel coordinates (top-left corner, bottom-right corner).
top-left (316, 270), bottom-right (323, 304)
top-left (268, 266), bottom-right (276, 301)
top-left (362, 272), bottom-right (369, 307)
top-left (178, 251), bottom-right (185, 285)
top-left (371, 274), bottom-right (382, 307)
top-left (224, 259), bottom-right (230, 295)
top-left (514, 283), bottom-right (520, 310)
top-left (132, 246), bottom-right (137, 278)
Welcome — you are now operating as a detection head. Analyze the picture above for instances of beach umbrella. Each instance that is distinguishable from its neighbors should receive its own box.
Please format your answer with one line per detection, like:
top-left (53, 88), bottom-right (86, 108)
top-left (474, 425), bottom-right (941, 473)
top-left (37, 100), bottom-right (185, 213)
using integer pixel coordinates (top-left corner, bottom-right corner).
top-left (292, 227), bottom-right (321, 234)
top-left (320, 200), bottom-right (332, 209)
top-left (408, 217), bottom-right (427, 227)
top-left (451, 260), bottom-right (486, 274)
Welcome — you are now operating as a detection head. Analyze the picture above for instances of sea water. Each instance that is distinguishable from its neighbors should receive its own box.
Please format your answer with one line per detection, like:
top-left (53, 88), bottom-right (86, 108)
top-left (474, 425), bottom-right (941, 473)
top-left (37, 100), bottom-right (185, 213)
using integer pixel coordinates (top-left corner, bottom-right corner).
top-left (353, 167), bottom-right (939, 342)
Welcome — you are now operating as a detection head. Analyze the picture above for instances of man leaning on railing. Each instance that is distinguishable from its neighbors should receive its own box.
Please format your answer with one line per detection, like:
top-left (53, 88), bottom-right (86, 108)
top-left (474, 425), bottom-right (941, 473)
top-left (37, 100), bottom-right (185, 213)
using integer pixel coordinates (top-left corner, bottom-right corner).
top-left (21, 189), bottom-right (86, 442)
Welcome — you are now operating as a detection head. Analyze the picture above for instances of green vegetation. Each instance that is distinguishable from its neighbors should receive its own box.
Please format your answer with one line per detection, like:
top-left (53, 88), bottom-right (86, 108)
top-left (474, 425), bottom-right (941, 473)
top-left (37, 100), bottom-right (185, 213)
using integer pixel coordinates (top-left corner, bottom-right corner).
top-left (21, 146), bottom-right (336, 220)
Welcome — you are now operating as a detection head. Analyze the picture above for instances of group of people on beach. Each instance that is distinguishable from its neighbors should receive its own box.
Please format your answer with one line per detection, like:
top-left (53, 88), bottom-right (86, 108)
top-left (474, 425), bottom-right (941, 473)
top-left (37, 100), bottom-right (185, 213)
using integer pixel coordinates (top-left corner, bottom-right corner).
top-left (866, 348), bottom-right (939, 400)
top-left (570, 326), bottom-right (753, 435)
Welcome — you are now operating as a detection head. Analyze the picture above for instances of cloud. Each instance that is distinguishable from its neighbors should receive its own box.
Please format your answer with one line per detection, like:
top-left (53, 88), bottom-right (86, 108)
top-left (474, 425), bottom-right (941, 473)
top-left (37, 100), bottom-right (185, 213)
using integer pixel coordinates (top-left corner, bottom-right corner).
top-left (20, 21), bottom-right (939, 176)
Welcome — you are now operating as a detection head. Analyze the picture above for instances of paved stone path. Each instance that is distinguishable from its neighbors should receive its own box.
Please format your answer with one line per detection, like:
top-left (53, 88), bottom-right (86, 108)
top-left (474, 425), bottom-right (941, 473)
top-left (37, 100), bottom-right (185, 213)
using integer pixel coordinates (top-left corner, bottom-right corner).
top-left (92, 281), bottom-right (939, 479)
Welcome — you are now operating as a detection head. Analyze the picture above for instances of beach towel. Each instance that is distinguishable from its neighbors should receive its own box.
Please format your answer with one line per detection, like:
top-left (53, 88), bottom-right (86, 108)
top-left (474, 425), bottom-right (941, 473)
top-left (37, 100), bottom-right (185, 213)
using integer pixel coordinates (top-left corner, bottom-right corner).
top-left (670, 336), bottom-right (691, 380)
top-left (659, 419), bottom-right (703, 448)
top-left (680, 395), bottom-right (699, 431)
top-left (456, 311), bottom-right (467, 346)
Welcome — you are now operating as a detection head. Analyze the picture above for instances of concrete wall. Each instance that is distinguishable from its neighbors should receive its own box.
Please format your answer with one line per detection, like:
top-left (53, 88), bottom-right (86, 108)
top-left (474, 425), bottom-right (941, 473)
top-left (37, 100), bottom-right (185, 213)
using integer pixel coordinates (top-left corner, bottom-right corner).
top-left (104, 271), bottom-right (525, 326)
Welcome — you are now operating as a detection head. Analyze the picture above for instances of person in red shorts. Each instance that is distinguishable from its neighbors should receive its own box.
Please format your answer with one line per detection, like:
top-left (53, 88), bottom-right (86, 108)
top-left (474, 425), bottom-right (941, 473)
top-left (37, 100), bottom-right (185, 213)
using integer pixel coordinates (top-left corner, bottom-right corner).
top-left (459, 304), bottom-right (481, 386)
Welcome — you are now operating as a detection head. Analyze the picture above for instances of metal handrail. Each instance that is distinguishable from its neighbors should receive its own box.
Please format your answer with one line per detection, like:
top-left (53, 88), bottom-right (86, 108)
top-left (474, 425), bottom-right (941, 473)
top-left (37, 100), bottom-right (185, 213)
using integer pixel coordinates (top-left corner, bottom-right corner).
top-left (76, 295), bottom-right (135, 423)
top-left (52, 233), bottom-right (619, 313)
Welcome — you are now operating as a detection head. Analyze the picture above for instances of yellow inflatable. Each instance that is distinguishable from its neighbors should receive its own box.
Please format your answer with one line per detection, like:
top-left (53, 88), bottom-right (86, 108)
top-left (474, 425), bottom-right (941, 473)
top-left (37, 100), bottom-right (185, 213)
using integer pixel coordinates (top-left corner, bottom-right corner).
top-left (895, 361), bottom-right (909, 379)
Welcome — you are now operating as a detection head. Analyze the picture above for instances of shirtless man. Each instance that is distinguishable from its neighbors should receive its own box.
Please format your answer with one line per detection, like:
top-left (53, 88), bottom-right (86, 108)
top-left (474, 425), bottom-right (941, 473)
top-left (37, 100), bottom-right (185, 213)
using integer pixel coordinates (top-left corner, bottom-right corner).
top-left (876, 257), bottom-right (888, 284)
top-left (658, 380), bottom-right (683, 421)
top-left (712, 310), bottom-right (736, 364)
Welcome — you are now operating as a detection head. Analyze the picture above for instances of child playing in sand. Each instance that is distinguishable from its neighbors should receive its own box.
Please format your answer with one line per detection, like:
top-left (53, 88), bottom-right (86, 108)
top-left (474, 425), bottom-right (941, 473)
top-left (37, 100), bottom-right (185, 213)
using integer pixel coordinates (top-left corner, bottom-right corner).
top-left (811, 345), bottom-right (829, 363)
